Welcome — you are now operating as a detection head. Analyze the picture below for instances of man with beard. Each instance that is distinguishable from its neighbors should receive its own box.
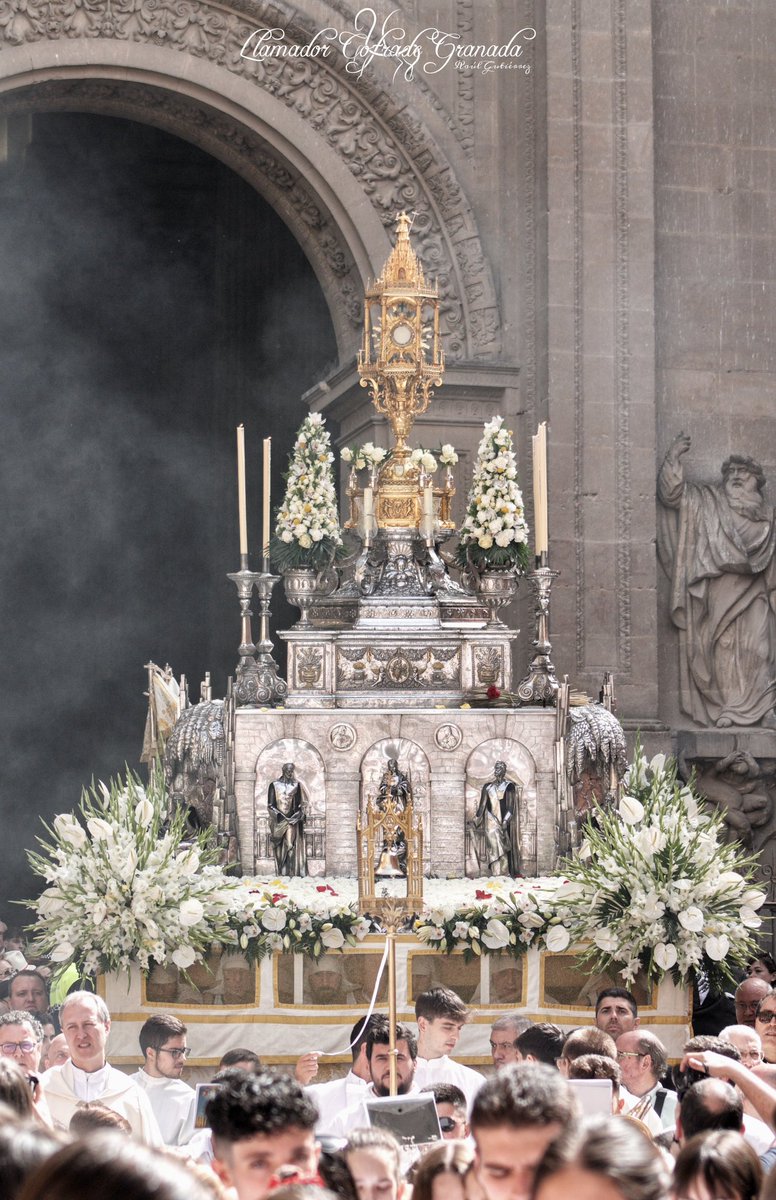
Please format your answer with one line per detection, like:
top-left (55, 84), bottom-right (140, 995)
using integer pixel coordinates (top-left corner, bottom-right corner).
top-left (321, 1019), bottom-right (418, 1139)
top-left (658, 435), bottom-right (776, 727)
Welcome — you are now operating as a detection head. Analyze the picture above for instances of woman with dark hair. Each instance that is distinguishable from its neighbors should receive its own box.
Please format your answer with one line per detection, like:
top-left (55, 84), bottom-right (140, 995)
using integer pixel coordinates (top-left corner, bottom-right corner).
top-left (746, 954), bottom-right (776, 985)
top-left (0, 1057), bottom-right (34, 1119)
top-left (17, 1134), bottom-right (214, 1200)
top-left (671, 1131), bottom-right (761, 1200)
top-left (411, 1141), bottom-right (474, 1200)
top-left (532, 1116), bottom-right (670, 1200)
top-left (0, 1120), bottom-right (62, 1200)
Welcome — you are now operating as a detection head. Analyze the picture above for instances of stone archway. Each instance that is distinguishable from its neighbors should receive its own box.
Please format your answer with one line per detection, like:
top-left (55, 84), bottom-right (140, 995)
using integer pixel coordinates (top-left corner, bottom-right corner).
top-left (0, 0), bottom-right (502, 362)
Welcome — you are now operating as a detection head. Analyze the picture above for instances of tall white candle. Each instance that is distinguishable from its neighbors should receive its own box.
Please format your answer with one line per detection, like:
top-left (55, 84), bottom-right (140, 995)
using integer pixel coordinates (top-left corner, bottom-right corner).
top-left (363, 486), bottom-right (374, 523)
top-left (262, 437), bottom-right (271, 558)
top-left (237, 425), bottom-right (248, 556)
top-left (532, 422), bottom-right (548, 556)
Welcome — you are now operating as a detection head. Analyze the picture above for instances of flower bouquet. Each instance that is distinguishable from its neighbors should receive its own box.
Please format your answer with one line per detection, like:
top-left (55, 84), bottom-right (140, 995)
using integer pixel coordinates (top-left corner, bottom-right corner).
top-left (25, 769), bottom-right (241, 976)
top-left (456, 417), bottom-right (530, 572)
top-left (229, 877), bottom-right (375, 963)
top-left (553, 749), bottom-right (765, 990)
top-left (413, 877), bottom-right (567, 961)
top-left (270, 413), bottom-right (344, 571)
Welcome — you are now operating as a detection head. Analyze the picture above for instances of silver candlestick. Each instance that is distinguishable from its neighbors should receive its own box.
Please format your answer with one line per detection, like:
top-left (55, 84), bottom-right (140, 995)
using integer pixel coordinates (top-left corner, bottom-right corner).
top-left (227, 557), bottom-right (286, 707)
top-left (516, 555), bottom-right (560, 704)
top-left (254, 569), bottom-right (288, 706)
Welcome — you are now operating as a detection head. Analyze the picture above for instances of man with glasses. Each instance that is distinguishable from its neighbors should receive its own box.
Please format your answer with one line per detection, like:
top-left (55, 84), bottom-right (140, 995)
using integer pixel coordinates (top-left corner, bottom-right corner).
top-left (734, 976), bottom-right (770, 1028)
top-left (615, 1029), bottom-right (676, 1131)
top-left (754, 991), bottom-right (776, 1064)
top-left (489, 1015), bottom-right (532, 1069)
top-left (422, 1082), bottom-right (470, 1140)
top-left (42, 990), bottom-right (161, 1143)
top-left (131, 1013), bottom-right (196, 1146)
top-left (0, 1009), bottom-right (53, 1126)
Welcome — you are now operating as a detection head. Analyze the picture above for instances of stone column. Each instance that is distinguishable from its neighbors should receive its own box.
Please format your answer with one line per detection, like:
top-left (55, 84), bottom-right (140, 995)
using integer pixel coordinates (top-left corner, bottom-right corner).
top-left (545, 0), bottom-right (659, 724)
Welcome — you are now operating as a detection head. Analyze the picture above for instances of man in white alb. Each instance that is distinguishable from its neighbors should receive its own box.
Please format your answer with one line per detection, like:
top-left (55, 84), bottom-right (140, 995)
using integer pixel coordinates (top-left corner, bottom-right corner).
top-left (414, 987), bottom-right (484, 1110)
top-left (42, 990), bottom-right (161, 1143)
top-left (131, 1013), bottom-right (196, 1145)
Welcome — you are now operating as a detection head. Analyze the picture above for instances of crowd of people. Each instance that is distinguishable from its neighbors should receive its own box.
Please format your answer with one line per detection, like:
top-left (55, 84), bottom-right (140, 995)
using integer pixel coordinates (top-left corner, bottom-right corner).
top-left (3, 916), bottom-right (776, 1200)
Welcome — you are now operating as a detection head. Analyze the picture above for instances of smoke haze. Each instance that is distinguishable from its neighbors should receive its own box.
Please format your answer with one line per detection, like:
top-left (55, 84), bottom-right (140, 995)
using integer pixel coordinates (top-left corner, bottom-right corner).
top-left (0, 112), bottom-right (336, 916)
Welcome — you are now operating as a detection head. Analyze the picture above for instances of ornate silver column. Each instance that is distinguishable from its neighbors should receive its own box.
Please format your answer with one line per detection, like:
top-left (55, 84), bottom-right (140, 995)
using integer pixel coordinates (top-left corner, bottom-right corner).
top-left (517, 558), bottom-right (560, 704)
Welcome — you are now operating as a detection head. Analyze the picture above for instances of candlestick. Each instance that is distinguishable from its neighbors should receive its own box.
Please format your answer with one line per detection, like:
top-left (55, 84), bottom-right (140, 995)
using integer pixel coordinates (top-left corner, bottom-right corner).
top-left (262, 437), bottom-right (271, 566)
top-left (237, 425), bottom-right (248, 557)
top-left (532, 421), bottom-right (548, 557)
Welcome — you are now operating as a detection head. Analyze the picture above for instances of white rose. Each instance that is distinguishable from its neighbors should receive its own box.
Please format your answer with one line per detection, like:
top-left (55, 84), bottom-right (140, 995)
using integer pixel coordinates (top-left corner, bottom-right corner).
top-left (618, 795), bottom-right (645, 825)
top-left (653, 942), bottom-right (677, 971)
top-left (481, 919), bottom-right (511, 950)
top-left (545, 925), bottom-right (571, 953)
top-left (172, 945), bottom-right (197, 970)
top-left (53, 814), bottom-right (87, 849)
top-left (261, 907), bottom-right (287, 932)
top-left (678, 906), bottom-right (704, 932)
top-left (478, 534), bottom-right (494, 549)
top-left (495, 530), bottom-right (514, 547)
top-left (341, 447), bottom-right (353, 462)
top-left (179, 898), bottom-right (205, 927)
top-left (421, 452), bottom-right (437, 472)
top-left (320, 927), bottom-right (346, 949)
top-left (704, 934), bottom-right (730, 961)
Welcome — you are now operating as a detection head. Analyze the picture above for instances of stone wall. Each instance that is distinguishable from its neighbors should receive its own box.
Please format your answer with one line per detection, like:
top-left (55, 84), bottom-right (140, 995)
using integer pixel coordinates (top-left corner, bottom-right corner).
top-left (653, 1), bottom-right (776, 729)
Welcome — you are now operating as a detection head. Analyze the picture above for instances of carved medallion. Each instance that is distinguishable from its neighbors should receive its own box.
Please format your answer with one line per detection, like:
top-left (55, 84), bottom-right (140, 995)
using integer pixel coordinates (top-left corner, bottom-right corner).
top-left (435, 724), bottom-right (463, 751)
top-left (329, 723), bottom-right (357, 751)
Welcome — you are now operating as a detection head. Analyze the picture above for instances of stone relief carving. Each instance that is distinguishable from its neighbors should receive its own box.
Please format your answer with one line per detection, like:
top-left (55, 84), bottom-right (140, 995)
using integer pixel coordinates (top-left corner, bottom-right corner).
top-left (329, 722), bottom-right (357, 751)
top-left (0, 0), bottom-right (502, 359)
top-left (678, 748), bottom-right (773, 850)
top-left (434, 723), bottom-right (463, 751)
top-left (337, 644), bottom-right (460, 690)
top-left (658, 433), bottom-right (776, 728)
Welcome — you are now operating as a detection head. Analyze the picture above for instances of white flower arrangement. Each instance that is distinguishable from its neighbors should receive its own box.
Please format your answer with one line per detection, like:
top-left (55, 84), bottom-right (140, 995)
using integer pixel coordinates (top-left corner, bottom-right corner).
top-left (553, 749), bottom-right (765, 989)
top-left (409, 447), bottom-right (438, 473)
top-left (341, 443), bottom-right (388, 470)
top-left (439, 444), bottom-right (459, 467)
top-left (271, 413), bottom-right (343, 570)
top-left (26, 770), bottom-right (241, 975)
top-left (412, 876), bottom-right (566, 959)
top-left (457, 416), bottom-right (530, 571)
top-left (229, 878), bottom-right (375, 961)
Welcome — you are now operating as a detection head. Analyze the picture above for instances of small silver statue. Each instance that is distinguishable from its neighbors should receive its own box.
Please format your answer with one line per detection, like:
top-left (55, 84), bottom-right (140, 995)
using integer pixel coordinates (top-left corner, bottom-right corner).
top-left (267, 762), bottom-right (308, 876)
top-left (471, 760), bottom-right (520, 876)
top-left (375, 758), bottom-right (411, 877)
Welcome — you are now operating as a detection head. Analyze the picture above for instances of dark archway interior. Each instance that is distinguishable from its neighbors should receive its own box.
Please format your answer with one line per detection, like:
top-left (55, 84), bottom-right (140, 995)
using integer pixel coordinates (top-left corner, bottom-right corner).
top-left (0, 111), bottom-right (337, 915)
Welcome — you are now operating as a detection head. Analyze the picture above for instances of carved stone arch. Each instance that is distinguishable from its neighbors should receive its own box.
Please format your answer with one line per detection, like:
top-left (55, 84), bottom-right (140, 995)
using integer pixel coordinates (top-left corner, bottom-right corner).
top-left (0, 0), bottom-right (502, 361)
